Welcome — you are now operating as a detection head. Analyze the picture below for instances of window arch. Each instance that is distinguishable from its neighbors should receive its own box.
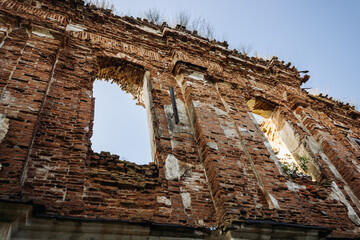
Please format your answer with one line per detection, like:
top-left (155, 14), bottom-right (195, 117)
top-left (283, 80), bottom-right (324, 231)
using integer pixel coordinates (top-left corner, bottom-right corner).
top-left (90, 57), bottom-right (154, 164)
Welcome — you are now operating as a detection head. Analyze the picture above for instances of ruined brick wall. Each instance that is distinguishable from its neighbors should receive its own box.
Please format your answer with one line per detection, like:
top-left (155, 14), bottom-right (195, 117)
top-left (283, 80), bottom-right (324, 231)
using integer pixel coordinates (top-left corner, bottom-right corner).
top-left (1, 0), bottom-right (360, 238)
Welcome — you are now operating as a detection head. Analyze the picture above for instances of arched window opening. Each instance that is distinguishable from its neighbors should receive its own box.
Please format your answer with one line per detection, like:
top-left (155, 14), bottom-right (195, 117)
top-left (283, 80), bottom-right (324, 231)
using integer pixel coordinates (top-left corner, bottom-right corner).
top-left (90, 57), bottom-right (152, 165)
top-left (247, 98), bottom-right (317, 179)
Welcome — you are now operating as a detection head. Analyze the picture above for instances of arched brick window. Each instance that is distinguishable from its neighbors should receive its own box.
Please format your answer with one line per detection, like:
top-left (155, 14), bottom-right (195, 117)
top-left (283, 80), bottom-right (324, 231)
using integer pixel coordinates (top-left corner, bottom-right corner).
top-left (90, 57), bottom-right (154, 164)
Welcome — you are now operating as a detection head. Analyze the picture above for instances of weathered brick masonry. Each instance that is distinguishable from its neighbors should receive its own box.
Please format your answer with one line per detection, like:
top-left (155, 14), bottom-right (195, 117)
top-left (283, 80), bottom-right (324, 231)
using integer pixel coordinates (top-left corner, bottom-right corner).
top-left (0, 0), bottom-right (360, 239)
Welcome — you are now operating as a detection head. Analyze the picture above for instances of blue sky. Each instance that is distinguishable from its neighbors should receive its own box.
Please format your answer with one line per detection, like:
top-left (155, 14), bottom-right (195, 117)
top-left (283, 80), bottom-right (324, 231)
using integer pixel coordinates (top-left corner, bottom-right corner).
top-left (91, 0), bottom-right (360, 164)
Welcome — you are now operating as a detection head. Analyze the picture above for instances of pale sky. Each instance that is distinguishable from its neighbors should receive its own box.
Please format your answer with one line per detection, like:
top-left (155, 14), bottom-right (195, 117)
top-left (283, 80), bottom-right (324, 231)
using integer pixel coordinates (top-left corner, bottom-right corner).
top-left (91, 0), bottom-right (360, 164)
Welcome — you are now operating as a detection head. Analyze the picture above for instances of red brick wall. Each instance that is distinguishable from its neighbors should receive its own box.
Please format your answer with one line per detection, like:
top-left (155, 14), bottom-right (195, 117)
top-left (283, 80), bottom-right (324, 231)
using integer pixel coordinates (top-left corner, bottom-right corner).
top-left (1, 0), bottom-right (360, 238)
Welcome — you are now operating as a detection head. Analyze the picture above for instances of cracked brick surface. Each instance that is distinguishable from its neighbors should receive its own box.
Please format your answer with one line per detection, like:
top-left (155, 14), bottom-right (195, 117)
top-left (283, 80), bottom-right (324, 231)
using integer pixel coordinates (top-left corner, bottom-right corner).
top-left (0, 0), bottom-right (360, 238)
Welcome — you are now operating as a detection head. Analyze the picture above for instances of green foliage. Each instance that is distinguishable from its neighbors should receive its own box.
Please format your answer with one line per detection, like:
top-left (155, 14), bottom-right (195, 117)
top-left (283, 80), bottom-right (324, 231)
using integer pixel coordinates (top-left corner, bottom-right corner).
top-left (297, 155), bottom-right (310, 172)
top-left (281, 162), bottom-right (298, 177)
top-left (280, 155), bottom-right (310, 177)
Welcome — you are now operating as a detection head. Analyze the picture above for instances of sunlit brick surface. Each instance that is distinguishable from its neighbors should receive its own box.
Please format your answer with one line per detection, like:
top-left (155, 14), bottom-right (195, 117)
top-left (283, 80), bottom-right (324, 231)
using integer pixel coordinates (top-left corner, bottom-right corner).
top-left (0, 0), bottom-right (360, 238)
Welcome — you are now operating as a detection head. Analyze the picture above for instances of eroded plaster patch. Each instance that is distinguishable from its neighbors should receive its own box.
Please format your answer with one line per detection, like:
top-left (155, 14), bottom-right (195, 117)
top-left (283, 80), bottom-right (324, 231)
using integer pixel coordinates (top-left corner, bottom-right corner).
top-left (165, 154), bottom-right (180, 181)
top-left (286, 181), bottom-right (306, 192)
top-left (66, 23), bottom-right (86, 32)
top-left (207, 141), bottom-right (219, 151)
top-left (1, 90), bottom-right (15, 106)
top-left (180, 191), bottom-right (191, 209)
top-left (84, 90), bottom-right (92, 99)
top-left (197, 219), bottom-right (205, 226)
top-left (212, 106), bottom-right (227, 116)
top-left (269, 193), bottom-right (280, 209)
top-left (238, 126), bottom-right (248, 133)
top-left (188, 72), bottom-right (204, 81)
top-left (32, 27), bottom-right (53, 38)
top-left (34, 1), bottom-right (42, 8)
top-left (329, 181), bottom-right (360, 226)
top-left (303, 134), bottom-right (360, 210)
top-left (0, 113), bottom-right (9, 143)
top-left (139, 25), bottom-right (162, 36)
top-left (220, 121), bottom-right (237, 139)
top-left (157, 196), bottom-right (171, 206)
top-left (192, 100), bottom-right (202, 108)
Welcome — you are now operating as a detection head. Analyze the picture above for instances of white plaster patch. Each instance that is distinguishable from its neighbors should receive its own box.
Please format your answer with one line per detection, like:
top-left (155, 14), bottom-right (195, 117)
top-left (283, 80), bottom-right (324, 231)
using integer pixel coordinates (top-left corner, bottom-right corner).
top-left (180, 191), bottom-right (191, 209)
top-left (319, 152), bottom-right (342, 181)
top-left (305, 137), bottom-right (321, 155)
top-left (197, 219), bottom-right (205, 226)
top-left (27, 106), bottom-right (37, 112)
top-left (269, 193), bottom-right (280, 209)
top-left (263, 141), bottom-right (272, 151)
top-left (314, 124), bottom-right (324, 129)
top-left (212, 106), bottom-right (227, 116)
top-left (329, 181), bottom-right (360, 226)
top-left (66, 23), bottom-right (87, 32)
top-left (192, 100), bottom-right (202, 108)
top-left (157, 196), bottom-right (171, 206)
top-left (189, 72), bottom-right (205, 81)
top-left (229, 55), bottom-right (246, 64)
top-left (165, 154), bottom-right (180, 181)
top-left (0, 113), bottom-right (9, 143)
top-left (139, 25), bottom-right (162, 35)
top-left (207, 141), bottom-right (219, 151)
top-left (25, 43), bottom-right (35, 48)
top-left (170, 140), bottom-right (178, 151)
top-left (286, 181), bottom-right (306, 192)
top-left (84, 90), bottom-right (92, 99)
top-left (252, 86), bottom-right (263, 92)
top-left (238, 126), bottom-right (248, 133)
top-left (32, 28), bottom-right (53, 39)
top-left (220, 122), bottom-right (238, 139)
top-left (343, 185), bottom-right (360, 211)
top-left (34, 1), bottom-right (42, 8)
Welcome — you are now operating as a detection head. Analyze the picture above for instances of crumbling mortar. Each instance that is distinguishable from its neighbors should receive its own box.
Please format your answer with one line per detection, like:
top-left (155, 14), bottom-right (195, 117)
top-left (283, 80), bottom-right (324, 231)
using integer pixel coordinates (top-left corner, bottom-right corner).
top-left (214, 82), bottom-right (280, 210)
top-left (294, 108), bottom-right (360, 213)
top-left (20, 32), bottom-right (65, 185)
top-left (0, 1), bottom-right (359, 237)
top-left (174, 73), bottom-right (224, 223)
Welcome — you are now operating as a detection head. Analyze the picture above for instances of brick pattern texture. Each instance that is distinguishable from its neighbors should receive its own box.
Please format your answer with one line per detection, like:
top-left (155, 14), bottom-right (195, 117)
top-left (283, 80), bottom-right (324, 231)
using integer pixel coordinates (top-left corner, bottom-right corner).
top-left (0, 0), bottom-right (360, 238)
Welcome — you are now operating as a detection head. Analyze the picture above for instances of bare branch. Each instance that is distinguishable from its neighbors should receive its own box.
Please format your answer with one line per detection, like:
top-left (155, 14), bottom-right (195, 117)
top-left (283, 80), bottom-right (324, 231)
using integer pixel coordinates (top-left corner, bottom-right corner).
top-left (191, 17), bottom-right (214, 39)
top-left (237, 43), bottom-right (254, 56)
top-left (143, 8), bottom-right (164, 25)
top-left (174, 10), bottom-right (191, 28)
top-left (84, 0), bottom-right (116, 13)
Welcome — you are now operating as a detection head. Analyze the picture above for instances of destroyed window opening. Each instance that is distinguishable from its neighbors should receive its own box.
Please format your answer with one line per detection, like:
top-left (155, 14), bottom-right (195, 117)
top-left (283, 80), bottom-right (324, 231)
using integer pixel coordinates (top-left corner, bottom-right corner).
top-left (247, 99), bottom-right (311, 178)
top-left (90, 57), bottom-right (153, 165)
